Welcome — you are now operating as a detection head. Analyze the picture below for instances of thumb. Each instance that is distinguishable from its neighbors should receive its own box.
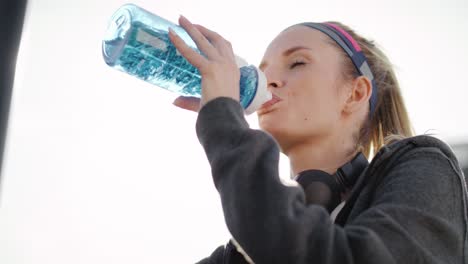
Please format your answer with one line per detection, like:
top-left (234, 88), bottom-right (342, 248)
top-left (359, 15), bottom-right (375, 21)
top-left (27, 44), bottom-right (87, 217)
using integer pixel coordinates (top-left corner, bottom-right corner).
top-left (172, 96), bottom-right (201, 112)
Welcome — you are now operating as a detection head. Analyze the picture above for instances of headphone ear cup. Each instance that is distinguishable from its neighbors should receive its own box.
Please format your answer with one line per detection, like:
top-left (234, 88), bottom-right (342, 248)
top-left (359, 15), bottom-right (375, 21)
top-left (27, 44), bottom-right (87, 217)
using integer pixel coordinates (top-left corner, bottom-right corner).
top-left (294, 152), bottom-right (369, 213)
top-left (295, 170), bottom-right (343, 213)
top-left (303, 181), bottom-right (342, 212)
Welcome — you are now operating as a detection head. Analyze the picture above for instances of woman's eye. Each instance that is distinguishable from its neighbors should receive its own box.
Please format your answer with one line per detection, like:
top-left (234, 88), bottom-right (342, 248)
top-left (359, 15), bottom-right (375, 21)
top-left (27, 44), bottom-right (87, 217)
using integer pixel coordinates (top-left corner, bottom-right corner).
top-left (290, 61), bottom-right (305, 69)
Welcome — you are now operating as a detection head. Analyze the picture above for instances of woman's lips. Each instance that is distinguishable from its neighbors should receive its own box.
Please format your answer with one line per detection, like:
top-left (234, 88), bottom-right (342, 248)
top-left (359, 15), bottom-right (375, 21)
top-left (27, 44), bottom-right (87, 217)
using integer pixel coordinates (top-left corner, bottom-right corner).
top-left (258, 94), bottom-right (282, 114)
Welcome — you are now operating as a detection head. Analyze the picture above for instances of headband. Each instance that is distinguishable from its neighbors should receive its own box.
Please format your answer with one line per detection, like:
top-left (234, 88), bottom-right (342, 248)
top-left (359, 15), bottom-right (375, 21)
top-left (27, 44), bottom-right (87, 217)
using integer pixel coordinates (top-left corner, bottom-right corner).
top-left (298, 22), bottom-right (378, 119)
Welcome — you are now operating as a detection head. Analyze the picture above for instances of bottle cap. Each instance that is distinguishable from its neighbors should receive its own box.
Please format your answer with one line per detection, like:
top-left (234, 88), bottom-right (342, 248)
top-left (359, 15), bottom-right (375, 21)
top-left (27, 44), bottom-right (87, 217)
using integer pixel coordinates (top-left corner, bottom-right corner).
top-left (245, 67), bottom-right (271, 115)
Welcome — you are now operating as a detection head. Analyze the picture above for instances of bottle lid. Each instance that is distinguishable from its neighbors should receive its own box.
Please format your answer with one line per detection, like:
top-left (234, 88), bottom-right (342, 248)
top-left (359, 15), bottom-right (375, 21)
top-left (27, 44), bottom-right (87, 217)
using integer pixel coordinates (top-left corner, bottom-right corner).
top-left (245, 67), bottom-right (271, 115)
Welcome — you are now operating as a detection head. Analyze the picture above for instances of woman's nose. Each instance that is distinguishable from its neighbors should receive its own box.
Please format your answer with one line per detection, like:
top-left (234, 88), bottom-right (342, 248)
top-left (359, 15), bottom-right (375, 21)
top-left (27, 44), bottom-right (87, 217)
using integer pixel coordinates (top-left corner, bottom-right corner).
top-left (269, 81), bottom-right (279, 89)
top-left (267, 77), bottom-right (284, 90)
top-left (264, 69), bottom-right (284, 89)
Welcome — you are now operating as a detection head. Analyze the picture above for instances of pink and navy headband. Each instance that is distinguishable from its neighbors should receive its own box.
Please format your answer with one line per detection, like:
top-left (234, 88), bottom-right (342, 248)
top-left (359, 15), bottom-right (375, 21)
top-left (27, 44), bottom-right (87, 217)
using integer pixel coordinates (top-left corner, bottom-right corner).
top-left (298, 22), bottom-right (378, 118)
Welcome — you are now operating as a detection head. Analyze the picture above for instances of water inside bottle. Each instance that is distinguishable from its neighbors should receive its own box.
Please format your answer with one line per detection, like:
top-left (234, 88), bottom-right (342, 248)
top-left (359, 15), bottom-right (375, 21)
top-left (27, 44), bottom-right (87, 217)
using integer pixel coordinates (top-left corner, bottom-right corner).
top-left (103, 17), bottom-right (259, 108)
top-left (108, 21), bottom-right (203, 96)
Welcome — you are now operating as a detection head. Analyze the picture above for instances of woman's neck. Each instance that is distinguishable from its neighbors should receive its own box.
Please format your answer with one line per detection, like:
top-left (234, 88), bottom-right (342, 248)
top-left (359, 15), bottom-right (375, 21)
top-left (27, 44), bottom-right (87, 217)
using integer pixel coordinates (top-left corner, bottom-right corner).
top-left (286, 134), bottom-right (357, 177)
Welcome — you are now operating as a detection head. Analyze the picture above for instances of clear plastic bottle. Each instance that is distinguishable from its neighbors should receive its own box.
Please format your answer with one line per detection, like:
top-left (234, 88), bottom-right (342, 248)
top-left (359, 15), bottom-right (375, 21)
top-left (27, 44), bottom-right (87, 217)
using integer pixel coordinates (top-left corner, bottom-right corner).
top-left (102, 4), bottom-right (271, 114)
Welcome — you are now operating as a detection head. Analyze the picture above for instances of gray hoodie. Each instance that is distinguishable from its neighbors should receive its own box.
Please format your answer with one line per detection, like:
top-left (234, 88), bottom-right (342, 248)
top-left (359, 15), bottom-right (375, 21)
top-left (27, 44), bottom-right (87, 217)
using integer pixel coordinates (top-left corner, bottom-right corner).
top-left (195, 97), bottom-right (468, 264)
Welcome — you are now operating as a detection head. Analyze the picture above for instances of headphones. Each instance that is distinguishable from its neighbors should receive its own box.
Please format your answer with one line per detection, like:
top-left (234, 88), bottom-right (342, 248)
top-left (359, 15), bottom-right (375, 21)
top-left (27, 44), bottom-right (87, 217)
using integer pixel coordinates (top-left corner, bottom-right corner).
top-left (293, 152), bottom-right (368, 213)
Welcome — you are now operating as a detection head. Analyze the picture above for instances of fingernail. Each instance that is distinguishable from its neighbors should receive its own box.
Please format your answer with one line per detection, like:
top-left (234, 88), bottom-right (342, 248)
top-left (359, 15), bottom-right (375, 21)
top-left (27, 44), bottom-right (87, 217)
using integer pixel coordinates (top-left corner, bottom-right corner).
top-left (180, 15), bottom-right (190, 23)
top-left (168, 27), bottom-right (178, 37)
top-left (172, 100), bottom-right (181, 107)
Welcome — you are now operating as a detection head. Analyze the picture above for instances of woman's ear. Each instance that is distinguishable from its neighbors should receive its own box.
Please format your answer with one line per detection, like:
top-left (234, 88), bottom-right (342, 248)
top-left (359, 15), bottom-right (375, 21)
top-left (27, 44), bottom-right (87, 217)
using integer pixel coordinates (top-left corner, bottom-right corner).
top-left (342, 76), bottom-right (372, 114)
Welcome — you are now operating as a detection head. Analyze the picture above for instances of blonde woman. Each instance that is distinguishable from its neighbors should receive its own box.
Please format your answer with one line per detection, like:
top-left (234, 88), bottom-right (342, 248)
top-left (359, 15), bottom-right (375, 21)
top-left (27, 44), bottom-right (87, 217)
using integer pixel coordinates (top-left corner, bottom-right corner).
top-left (170, 15), bottom-right (468, 264)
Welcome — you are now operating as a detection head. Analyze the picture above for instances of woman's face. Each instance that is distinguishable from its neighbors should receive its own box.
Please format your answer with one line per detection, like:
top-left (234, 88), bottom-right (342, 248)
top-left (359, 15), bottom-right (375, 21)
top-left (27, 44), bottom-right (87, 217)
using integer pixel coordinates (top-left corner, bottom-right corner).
top-left (258, 25), bottom-right (350, 153)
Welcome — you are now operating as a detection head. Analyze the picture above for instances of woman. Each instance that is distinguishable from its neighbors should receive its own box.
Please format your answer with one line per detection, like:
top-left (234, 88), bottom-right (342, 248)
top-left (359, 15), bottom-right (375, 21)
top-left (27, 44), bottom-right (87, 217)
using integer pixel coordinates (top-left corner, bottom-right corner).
top-left (169, 15), bottom-right (468, 263)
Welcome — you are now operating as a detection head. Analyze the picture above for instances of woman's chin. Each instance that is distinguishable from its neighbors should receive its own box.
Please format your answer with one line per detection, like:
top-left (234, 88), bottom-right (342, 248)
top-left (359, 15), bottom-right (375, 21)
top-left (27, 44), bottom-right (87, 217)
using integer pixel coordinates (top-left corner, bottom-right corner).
top-left (258, 112), bottom-right (275, 130)
top-left (258, 113), bottom-right (283, 135)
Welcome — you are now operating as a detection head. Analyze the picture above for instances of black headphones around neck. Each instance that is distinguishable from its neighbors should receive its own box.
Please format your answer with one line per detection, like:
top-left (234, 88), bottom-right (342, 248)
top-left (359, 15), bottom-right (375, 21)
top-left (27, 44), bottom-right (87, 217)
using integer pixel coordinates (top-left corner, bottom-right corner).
top-left (293, 152), bottom-right (369, 213)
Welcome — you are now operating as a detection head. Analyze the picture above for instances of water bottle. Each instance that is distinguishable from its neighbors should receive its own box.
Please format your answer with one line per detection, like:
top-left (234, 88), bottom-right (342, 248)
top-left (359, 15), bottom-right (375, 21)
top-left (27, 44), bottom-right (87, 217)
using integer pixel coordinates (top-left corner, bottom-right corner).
top-left (102, 4), bottom-right (271, 114)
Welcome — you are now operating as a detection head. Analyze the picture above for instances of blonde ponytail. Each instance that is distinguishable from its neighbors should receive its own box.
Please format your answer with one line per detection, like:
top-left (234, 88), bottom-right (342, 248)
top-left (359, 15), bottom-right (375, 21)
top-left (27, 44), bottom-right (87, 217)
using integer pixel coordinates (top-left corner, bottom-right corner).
top-left (325, 21), bottom-right (414, 157)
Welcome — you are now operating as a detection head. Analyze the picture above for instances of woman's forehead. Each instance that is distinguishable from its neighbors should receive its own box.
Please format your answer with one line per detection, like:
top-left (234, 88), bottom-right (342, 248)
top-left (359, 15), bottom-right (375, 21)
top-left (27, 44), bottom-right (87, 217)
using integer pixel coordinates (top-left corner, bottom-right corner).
top-left (262, 26), bottom-right (330, 60)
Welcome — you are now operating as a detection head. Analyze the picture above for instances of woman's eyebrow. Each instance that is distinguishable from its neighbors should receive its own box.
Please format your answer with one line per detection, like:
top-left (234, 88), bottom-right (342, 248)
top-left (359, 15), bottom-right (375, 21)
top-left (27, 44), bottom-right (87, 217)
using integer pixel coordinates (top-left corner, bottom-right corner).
top-left (283, 46), bottom-right (313, 57)
top-left (259, 46), bottom-right (313, 70)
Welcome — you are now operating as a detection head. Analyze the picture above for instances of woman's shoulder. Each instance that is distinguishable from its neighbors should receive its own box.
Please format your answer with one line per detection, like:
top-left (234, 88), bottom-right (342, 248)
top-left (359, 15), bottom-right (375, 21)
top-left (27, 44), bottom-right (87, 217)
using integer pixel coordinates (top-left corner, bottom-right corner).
top-left (365, 135), bottom-right (466, 202)
top-left (331, 135), bottom-right (467, 226)
top-left (348, 135), bottom-right (467, 220)
top-left (386, 134), bottom-right (455, 154)
top-left (342, 136), bottom-right (468, 262)
top-left (370, 135), bottom-right (461, 173)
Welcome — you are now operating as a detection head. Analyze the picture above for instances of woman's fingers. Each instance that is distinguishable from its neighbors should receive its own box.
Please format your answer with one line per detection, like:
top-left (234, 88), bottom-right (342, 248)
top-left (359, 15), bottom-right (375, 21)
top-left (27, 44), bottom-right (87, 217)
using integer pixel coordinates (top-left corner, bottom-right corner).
top-left (168, 27), bottom-right (207, 70)
top-left (170, 16), bottom-right (240, 106)
top-left (172, 96), bottom-right (201, 112)
top-left (193, 24), bottom-right (234, 57)
top-left (177, 15), bottom-right (219, 60)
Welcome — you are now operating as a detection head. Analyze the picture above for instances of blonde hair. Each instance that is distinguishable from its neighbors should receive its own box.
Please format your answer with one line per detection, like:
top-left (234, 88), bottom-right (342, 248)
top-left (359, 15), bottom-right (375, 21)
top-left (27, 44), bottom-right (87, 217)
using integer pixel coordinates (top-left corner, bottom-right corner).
top-left (324, 21), bottom-right (414, 158)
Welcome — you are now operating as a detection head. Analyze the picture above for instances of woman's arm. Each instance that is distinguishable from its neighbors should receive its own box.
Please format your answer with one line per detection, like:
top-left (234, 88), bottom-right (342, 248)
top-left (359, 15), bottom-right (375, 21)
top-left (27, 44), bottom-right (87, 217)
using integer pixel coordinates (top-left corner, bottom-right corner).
top-left (196, 97), bottom-right (467, 264)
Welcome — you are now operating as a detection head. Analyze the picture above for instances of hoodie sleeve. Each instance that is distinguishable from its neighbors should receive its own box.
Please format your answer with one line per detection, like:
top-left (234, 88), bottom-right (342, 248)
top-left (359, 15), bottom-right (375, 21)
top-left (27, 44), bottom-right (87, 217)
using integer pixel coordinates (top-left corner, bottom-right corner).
top-left (195, 97), bottom-right (466, 264)
top-left (195, 240), bottom-right (252, 264)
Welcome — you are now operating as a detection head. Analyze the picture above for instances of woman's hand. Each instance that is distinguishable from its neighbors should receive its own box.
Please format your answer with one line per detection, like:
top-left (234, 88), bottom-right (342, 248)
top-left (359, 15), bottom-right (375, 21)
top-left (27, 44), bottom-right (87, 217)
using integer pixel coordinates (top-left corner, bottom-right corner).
top-left (169, 16), bottom-right (240, 111)
top-left (172, 96), bottom-right (201, 112)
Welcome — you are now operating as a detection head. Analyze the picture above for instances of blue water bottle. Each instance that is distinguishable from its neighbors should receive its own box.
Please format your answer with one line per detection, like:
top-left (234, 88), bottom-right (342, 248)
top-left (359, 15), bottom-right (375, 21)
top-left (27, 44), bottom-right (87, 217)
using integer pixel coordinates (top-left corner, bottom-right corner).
top-left (102, 4), bottom-right (271, 114)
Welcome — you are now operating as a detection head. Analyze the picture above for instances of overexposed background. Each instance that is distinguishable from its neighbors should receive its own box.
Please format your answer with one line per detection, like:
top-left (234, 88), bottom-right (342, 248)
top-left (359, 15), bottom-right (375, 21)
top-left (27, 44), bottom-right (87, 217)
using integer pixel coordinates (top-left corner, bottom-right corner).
top-left (1, 0), bottom-right (467, 263)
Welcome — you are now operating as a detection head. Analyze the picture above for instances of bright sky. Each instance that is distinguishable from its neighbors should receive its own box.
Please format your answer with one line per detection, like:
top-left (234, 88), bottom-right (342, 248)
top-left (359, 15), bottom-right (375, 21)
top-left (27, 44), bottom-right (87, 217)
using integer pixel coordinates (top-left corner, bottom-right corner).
top-left (1, 0), bottom-right (467, 263)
